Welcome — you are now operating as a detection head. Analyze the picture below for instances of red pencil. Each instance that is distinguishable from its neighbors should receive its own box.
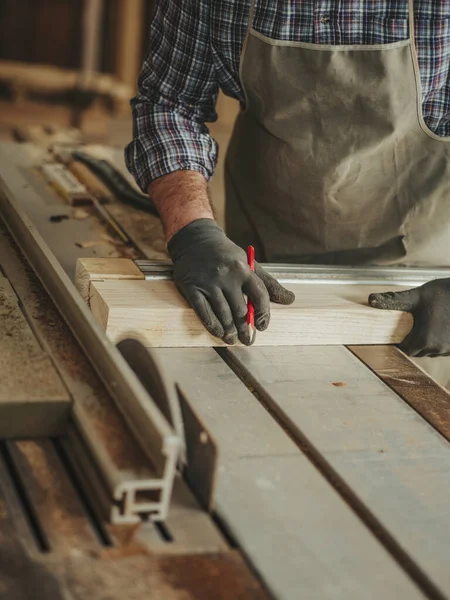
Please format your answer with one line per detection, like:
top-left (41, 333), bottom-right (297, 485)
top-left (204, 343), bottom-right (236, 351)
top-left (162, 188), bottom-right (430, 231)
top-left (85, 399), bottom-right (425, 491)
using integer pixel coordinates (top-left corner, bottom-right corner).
top-left (247, 245), bottom-right (255, 343)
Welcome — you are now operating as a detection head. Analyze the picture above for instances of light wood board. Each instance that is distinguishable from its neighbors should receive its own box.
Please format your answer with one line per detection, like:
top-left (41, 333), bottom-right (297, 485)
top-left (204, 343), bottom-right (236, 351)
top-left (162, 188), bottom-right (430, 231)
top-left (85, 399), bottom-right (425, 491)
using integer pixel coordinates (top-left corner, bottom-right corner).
top-left (227, 345), bottom-right (450, 598)
top-left (156, 348), bottom-right (425, 600)
top-left (88, 277), bottom-right (413, 347)
top-left (75, 257), bottom-right (144, 303)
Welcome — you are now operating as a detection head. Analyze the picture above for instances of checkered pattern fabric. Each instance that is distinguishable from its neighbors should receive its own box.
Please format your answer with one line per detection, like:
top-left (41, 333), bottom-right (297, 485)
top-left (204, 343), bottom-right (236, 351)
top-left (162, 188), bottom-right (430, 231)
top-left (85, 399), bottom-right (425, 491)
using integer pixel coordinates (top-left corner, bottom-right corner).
top-left (126, 1), bottom-right (450, 191)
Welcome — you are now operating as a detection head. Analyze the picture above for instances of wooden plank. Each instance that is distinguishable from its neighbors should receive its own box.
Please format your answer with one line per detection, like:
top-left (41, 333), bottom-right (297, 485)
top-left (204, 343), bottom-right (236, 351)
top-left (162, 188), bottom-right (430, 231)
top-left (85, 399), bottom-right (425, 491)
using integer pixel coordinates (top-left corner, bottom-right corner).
top-left (75, 257), bottom-right (144, 303)
top-left (0, 274), bottom-right (70, 438)
top-left (156, 348), bottom-right (425, 600)
top-left (68, 160), bottom-right (115, 204)
top-left (0, 59), bottom-right (132, 104)
top-left (227, 345), bottom-right (450, 598)
top-left (114, 0), bottom-right (145, 89)
top-left (89, 277), bottom-right (412, 347)
top-left (351, 346), bottom-right (450, 442)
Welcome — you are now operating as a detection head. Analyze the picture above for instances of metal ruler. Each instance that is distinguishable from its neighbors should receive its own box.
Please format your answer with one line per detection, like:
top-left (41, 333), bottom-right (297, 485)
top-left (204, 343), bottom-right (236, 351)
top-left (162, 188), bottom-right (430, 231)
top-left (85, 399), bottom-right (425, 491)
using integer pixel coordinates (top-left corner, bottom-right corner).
top-left (135, 259), bottom-right (450, 286)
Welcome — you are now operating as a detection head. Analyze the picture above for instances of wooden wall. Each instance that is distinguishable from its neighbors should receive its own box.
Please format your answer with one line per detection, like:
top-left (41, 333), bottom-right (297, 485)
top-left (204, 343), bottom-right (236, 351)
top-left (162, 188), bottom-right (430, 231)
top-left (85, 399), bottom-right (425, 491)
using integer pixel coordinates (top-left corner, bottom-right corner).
top-left (0, 0), bottom-right (155, 84)
top-left (0, 0), bottom-right (84, 69)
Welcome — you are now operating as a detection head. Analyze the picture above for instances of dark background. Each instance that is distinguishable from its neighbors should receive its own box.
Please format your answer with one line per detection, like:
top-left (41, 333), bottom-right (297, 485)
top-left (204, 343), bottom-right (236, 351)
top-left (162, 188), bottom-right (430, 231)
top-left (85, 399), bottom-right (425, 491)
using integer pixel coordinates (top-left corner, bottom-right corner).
top-left (0, 0), bottom-right (155, 73)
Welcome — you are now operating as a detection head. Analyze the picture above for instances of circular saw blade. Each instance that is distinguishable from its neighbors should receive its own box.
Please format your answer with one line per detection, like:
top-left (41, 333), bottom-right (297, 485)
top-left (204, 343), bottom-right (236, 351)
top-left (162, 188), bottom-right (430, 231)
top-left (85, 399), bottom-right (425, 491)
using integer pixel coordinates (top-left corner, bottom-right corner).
top-left (117, 338), bottom-right (186, 464)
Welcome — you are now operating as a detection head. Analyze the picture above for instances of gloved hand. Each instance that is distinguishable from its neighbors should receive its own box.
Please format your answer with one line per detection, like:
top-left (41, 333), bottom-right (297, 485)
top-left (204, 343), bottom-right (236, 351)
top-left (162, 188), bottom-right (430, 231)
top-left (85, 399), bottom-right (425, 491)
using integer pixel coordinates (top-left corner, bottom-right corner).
top-left (168, 219), bottom-right (295, 345)
top-left (368, 278), bottom-right (450, 357)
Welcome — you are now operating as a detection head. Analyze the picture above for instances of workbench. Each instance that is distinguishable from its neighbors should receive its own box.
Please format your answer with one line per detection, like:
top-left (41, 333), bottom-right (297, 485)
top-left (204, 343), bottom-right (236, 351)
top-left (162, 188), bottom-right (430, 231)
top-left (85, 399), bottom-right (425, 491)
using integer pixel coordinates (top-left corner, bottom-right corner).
top-left (1, 141), bottom-right (450, 600)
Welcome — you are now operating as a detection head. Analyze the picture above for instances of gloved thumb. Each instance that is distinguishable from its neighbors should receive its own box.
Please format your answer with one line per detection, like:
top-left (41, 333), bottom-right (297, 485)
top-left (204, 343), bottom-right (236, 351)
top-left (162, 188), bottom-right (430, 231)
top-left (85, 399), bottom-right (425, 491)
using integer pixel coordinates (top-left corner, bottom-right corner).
top-left (255, 263), bottom-right (295, 305)
top-left (368, 287), bottom-right (421, 313)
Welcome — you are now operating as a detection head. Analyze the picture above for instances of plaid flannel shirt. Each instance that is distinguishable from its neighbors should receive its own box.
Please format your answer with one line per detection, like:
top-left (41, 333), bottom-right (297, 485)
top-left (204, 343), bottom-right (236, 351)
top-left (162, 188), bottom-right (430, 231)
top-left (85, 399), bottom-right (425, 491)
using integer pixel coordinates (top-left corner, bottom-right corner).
top-left (125, 1), bottom-right (450, 192)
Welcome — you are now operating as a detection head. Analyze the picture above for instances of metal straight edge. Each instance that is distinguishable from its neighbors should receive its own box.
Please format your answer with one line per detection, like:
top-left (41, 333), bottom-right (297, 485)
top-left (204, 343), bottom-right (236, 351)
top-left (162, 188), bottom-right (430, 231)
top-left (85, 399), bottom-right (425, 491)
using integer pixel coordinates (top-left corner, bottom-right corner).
top-left (135, 259), bottom-right (450, 286)
top-left (0, 176), bottom-right (181, 523)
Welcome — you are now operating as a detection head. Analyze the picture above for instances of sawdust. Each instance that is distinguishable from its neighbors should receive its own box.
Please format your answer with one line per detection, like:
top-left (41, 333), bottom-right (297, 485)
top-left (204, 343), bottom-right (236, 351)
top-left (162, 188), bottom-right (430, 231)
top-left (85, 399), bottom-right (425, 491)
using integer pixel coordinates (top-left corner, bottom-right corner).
top-left (98, 522), bottom-right (149, 560)
top-left (158, 553), bottom-right (270, 600)
top-left (72, 208), bottom-right (90, 220)
top-left (54, 551), bottom-right (269, 600)
top-left (0, 275), bottom-right (68, 401)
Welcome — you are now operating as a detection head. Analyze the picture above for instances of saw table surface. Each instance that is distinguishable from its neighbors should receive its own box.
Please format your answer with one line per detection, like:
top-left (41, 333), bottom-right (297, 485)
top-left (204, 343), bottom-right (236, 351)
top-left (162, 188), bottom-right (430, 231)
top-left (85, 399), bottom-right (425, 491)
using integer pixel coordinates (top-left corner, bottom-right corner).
top-left (1, 142), bottom-right (450, 600)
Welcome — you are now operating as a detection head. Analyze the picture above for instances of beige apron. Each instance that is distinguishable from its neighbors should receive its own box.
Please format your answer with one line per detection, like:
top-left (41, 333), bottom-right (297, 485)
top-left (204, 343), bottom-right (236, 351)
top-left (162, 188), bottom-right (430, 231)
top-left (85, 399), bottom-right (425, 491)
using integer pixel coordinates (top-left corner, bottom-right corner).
top-left (225, 0), bottom-right (450, 267)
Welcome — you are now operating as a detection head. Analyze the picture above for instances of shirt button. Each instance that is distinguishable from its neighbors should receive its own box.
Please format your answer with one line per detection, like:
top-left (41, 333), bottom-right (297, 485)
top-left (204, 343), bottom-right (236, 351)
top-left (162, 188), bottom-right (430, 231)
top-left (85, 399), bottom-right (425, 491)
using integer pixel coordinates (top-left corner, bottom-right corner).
top-left (321, 15), bottom-right (330, 24)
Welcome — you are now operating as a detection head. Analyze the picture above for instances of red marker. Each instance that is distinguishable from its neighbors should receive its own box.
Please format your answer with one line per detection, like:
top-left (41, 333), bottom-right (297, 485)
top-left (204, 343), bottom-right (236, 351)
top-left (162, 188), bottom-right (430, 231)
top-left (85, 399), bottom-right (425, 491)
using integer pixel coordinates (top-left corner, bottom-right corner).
top-left (247, 245), bottom-right (256, 343)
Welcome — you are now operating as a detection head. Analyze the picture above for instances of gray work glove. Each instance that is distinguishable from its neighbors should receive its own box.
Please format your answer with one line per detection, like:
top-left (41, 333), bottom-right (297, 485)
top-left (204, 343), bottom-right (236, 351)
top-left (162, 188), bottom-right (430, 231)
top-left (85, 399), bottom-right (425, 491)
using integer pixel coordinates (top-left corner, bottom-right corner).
top-left (369, 278), bottom-right (450, 357)
top-left (168, 219), bottom-right (295, 345)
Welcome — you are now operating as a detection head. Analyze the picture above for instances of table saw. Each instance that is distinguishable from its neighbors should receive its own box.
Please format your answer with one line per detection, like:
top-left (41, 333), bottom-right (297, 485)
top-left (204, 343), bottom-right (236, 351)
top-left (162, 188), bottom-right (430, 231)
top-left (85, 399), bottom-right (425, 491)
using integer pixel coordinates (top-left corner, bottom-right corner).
top-left (1, 141), bottom-right (450, 600)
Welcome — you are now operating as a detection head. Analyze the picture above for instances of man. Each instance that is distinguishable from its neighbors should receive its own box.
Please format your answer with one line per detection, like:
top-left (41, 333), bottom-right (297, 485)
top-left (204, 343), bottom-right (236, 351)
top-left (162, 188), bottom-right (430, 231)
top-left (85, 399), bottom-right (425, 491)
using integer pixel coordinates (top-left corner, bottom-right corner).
top-left (126, 0), bottom-right (450, 357)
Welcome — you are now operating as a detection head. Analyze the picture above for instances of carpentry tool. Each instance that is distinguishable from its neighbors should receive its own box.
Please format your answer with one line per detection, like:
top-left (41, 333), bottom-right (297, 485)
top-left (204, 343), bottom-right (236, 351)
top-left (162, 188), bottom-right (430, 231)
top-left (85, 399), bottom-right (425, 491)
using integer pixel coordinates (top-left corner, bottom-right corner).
top-left (72, 150), bottom-right (159, 216)
top-left (43, 157), bottom-right (131, 245)
top-left (117, 338), bottom-right (186, 458)
top-left (41, 163), bottom-right (92, 205)
top-left (68, 159), bottom-right (115, 203)
top-left (247, 245), bottom-right (256, 342)
top-left (135, 260), bottom-right (450, 285)
top-left (51, 148), bottom-right (113, 204)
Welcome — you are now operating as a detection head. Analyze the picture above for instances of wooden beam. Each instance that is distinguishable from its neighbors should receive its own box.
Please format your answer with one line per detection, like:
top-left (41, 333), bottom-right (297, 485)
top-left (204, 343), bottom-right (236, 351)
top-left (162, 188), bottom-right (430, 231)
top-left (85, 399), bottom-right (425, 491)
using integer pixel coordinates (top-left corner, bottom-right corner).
top-left (80, 0), bottom-right (104, 88)
top-left (0, 59), bottom-right (133, 104)
top-left (114, 0), bottom-right (145, 89)
top-left (85, 274), bottom-right (413, 347)
top-left (75, 257), bottom-right (144, 303)
top-left (75, 259), bottom-right (413, 348)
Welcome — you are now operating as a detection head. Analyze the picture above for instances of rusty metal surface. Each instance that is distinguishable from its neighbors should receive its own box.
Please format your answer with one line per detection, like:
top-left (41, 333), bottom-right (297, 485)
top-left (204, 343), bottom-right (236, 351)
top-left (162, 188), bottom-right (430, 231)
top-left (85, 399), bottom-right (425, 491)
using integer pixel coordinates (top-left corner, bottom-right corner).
top-left (351, 346), bottom-right (450, 442)
top-left (47, 552), bottom-right (271, 600)
top-left (0, 438), bottom-right (269, 600)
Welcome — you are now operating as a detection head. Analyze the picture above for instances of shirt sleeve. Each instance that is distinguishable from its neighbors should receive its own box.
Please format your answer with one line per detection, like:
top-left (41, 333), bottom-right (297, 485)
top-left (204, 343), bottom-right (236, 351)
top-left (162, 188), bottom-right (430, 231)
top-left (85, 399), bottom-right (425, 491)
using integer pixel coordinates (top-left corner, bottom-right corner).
top-left (125, 0), bottom-right (219, 192)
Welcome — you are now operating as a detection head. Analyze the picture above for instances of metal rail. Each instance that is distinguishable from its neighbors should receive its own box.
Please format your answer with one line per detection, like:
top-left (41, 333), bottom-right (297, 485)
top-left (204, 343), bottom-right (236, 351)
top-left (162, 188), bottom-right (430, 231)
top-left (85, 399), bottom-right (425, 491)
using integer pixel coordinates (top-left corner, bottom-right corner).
top-left (136, 259), bottom-right (450, 286)
top-left (0, 174), bottom-right (182, 524)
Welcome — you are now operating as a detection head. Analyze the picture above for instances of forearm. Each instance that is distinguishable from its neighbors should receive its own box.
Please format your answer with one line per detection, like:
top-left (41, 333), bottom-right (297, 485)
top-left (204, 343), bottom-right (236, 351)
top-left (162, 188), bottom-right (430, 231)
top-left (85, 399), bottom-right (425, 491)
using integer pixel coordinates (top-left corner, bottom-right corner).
top-left (148, 171), bottom-right (215, 241)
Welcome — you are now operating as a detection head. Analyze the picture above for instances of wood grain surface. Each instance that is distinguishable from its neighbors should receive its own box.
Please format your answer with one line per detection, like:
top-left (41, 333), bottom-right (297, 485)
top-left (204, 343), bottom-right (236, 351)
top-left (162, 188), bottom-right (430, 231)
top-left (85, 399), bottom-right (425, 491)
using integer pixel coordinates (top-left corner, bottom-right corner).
top-left (155, 348), bottom-right (426, 600)
top-left (76, 257), bottom-right (144, 303)
top-left (350, 346), bottom-right (450, 442)
top-left (89, 278), bottom-right (413, 347)
top-left (227, 345), bottom-right (450, 598)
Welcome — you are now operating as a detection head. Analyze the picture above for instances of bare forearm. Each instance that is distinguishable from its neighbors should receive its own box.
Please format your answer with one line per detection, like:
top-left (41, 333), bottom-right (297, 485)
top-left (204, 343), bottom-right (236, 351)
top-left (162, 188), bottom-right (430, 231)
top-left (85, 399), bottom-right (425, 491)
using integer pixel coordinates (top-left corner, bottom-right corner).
top-left (148, 171), bottom-right (214, 241)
